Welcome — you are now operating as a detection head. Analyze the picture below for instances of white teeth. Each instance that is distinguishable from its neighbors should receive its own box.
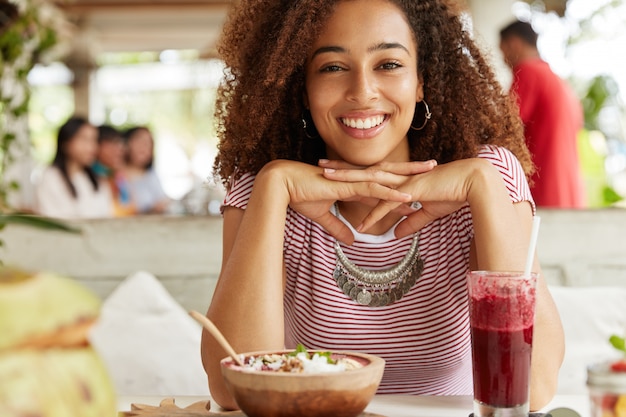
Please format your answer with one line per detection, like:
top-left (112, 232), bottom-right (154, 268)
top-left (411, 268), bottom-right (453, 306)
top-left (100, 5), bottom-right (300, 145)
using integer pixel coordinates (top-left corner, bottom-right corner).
top-left (341, 115), bottom-right (385, 129)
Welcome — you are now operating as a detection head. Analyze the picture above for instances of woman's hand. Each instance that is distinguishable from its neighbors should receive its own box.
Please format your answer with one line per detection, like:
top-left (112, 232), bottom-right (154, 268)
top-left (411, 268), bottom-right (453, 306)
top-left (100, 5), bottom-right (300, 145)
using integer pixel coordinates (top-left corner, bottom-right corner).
top-left (259, 160), bottom-right (414, 244)
top-left (318, 159), bottom-right (437, 217)
top-left (321, 158), bottom-right (497, 238)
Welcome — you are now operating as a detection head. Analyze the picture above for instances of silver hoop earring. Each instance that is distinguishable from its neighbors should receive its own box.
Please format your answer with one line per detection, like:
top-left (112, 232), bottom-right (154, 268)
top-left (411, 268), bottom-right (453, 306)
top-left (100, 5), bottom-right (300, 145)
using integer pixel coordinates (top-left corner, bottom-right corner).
top-left (302, 111), bottom-right (319, 139)
top-left (410, 100), bottom-right (432, 131)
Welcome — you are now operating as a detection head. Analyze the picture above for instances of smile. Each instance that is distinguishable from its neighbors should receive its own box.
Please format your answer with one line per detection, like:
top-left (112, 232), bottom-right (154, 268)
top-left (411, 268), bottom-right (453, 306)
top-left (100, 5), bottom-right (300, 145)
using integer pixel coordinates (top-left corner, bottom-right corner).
top-left (340, 115), bottom-right (386, 130)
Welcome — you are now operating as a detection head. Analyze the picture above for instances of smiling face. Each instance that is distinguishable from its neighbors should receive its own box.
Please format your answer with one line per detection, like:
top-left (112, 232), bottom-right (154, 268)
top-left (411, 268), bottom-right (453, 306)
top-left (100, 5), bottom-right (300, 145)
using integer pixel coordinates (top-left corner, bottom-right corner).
top-left (304, 0), bottom-right (422, 166)
top-left (98, 138), bottom-right (125, 170)
top-left (65, 124), bottom-right (99, 168)
top-left (127, 128), bottom-right (154, 169)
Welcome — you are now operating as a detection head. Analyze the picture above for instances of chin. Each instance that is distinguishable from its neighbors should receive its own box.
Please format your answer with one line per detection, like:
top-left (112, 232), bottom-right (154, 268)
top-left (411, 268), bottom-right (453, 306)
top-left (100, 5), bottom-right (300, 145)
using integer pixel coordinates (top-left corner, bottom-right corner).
top-left (336, 151), bottom-right (384, 166)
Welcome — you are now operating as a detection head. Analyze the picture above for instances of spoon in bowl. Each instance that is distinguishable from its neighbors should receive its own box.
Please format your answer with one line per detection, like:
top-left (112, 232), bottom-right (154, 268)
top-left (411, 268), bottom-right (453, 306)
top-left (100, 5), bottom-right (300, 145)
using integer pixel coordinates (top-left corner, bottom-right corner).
top-left (189, 310), bottom-right (246, 367)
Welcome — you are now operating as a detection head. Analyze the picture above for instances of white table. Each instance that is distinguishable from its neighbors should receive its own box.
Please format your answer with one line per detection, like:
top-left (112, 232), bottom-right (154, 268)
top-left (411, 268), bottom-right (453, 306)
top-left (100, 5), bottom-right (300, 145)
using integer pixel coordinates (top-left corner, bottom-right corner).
top-left (118, 394), bottom-right (590, 417)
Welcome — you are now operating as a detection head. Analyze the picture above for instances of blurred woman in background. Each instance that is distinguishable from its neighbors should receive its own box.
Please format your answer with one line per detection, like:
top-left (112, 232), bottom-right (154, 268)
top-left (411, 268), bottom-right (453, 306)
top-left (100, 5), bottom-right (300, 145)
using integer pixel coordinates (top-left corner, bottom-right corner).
top-left (35, 116), bottom-right (113, 218)
top-left (122, 126), bottom-right (169, 214)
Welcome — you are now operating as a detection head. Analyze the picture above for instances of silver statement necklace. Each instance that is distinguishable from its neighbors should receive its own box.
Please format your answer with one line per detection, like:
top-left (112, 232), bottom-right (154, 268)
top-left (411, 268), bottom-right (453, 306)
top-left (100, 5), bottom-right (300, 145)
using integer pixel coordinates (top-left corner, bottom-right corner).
top-left (332, 205), bottom-right (424, 307)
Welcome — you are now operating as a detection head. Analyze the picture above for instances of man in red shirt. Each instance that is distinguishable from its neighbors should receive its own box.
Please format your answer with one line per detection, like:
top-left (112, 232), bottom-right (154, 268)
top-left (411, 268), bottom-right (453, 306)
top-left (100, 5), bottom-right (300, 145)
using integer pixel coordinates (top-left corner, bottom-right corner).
top-left (500, 20), bottom-right (586, 208)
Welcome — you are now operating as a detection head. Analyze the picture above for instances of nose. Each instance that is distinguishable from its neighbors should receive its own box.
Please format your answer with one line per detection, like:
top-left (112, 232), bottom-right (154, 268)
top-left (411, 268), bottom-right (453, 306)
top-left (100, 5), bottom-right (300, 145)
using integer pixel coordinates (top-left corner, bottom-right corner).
top-left (346, 68), bottom-right (378, 104)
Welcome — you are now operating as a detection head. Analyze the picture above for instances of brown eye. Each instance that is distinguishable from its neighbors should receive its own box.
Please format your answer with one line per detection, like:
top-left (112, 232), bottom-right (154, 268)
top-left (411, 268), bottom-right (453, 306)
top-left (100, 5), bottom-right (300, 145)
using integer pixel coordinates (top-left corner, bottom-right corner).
top-left (379, 61), bottom-right (401, 70)
top-left (321, 64), bottom-right (344, 72)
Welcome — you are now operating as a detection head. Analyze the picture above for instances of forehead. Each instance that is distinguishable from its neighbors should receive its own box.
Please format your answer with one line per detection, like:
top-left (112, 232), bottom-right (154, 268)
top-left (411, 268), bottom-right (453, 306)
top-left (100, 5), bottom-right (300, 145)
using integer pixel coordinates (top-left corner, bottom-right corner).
top-left (314, 0), bottom-right (415, 47)
top-left (131, 129), bottom-right (152, 140)
top-left (99, 139), bottom-right (124, 147)
top-left (72, 124), bottom-right (97, 138)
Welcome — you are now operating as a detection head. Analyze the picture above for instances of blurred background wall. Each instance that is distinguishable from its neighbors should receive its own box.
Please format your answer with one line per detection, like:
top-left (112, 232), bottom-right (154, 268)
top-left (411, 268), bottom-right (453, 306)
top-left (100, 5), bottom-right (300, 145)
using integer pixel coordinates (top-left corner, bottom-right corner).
top-left (1, 0), bottom-right (625, 212)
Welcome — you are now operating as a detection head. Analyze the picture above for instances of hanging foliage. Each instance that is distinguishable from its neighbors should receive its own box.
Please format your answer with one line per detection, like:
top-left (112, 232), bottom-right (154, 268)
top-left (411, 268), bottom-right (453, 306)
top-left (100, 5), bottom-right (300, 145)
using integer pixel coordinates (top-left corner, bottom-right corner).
top-left (0, 0), bottom-right (70, 210)
top-left (0, 1), bottom-right (77, 235)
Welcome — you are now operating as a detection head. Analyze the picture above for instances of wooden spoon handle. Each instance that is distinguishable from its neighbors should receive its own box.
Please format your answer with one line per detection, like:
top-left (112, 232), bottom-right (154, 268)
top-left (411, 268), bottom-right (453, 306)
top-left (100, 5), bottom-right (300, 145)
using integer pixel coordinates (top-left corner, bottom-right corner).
top-left (189, 310), bottom-right (246, 367)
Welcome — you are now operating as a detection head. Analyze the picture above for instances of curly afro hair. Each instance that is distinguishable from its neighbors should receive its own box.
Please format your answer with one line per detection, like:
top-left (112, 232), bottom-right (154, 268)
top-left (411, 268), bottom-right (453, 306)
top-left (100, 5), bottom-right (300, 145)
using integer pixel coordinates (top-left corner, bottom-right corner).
top-left (212, 0), bottom-right (533, 188)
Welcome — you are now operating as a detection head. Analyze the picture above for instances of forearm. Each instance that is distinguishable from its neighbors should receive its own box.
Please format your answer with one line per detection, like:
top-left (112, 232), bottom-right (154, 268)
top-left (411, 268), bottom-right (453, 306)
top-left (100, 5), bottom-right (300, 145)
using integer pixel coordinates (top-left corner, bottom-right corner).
top-left (467, 159), bottom-right (531, 272)
top-left (202, 165), bottom-right (290, 409)
top-left (529, 275), bottom-right (565, 410)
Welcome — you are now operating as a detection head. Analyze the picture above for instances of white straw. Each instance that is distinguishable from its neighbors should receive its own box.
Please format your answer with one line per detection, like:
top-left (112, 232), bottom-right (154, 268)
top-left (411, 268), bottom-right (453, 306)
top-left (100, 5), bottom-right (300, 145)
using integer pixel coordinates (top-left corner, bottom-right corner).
top-left (524, 216), bottom-right (541, 277)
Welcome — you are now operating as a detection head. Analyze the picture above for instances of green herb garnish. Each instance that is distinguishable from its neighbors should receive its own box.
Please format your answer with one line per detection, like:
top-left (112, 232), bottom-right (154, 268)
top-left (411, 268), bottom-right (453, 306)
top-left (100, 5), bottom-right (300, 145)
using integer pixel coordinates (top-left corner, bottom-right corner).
top-left (317, 351), bottom-right (337, 364)
top-left (609, 334), bottom-right (626, 354)
top-left (290, 343), bottom-right (336, 364)
top-left (289, 343), bottom-right (309, 358)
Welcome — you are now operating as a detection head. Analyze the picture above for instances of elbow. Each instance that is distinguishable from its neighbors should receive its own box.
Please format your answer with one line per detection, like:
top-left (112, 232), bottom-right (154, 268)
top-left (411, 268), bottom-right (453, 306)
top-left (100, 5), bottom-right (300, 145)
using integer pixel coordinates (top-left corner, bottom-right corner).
top-left (529, 365), bottom-right (560, 411)
top-left (201, 332), bottom-right (239, 411)
top-left (529, 385), bottom-right (557, 412)
top-left (209, 379), bottom-right (239, 411)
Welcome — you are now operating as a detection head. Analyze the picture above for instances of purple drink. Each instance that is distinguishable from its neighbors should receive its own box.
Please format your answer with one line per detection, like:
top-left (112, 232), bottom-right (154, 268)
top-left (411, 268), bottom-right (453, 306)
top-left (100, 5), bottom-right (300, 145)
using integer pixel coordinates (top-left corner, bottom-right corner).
top-left (467, 271), bottom-right (537, 416)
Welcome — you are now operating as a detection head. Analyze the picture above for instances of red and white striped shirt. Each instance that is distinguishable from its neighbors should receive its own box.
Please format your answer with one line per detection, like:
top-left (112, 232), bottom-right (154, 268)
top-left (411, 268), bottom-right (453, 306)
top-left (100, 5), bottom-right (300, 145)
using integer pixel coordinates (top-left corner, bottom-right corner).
top-left (223, 145), bottom-right (533, 395)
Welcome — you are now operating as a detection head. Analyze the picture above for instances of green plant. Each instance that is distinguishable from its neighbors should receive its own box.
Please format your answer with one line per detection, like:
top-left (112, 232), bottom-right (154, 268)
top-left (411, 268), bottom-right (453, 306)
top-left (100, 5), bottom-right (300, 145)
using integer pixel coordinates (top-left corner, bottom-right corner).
top-left (1, 0), bottom-right (68, 209)
top-left (0, 1), bottom-right (78, 244)
top-left (0, 213), bottom-right (79, 232)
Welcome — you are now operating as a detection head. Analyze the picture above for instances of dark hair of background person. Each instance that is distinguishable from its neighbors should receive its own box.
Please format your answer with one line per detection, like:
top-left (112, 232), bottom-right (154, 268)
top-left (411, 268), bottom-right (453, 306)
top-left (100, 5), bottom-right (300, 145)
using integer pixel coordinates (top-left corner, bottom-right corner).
top-left (52, 116), bottom-right (100, 198)
top-left (0, 1), bottom-right (19, 34)
top-left (97, 124), bottom-right (123, 144)
top-left (123, 126), bottom-right (154, 169)
top-left (211, 0), bottom-right (534, 188)
top-left (499, 19), bottom-right (538, 48)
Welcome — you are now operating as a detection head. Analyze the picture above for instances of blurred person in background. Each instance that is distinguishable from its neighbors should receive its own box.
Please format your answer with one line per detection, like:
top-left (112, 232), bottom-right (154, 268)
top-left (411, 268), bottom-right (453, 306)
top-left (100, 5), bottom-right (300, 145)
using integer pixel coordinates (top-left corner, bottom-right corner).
top-left (35, 116), bottom-right (113, 218)
top-left (500, 19), bottom-right (586, 208)
top-left (95, 125), bottom-right (137, 216)
top-left (121, 126), bottom-right (169, 214)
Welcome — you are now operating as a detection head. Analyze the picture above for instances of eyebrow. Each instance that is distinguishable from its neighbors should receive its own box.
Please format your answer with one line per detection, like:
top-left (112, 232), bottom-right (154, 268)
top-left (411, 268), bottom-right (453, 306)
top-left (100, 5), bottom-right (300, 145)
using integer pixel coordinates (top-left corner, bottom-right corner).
top-left (369, 42), bottom-right (410, 54)
top-left (311, 46), bottom-right (345, 59)
top-left (310, 42), bottom-right (410, 59)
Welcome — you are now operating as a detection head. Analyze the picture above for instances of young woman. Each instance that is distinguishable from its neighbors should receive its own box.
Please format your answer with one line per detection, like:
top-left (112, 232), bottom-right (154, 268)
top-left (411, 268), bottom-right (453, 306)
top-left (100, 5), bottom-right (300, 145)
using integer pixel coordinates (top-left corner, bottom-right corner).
top-left (201, 0), bottom-right (565, 411)
top-left (35, 116), bottom-right (113, 218)
top-left (122, 126), bottom-right (169, 214)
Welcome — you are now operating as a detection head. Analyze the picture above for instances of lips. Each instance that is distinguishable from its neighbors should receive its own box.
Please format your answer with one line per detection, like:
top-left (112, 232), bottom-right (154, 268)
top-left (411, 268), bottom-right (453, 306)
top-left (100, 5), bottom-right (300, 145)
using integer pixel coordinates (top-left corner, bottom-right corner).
top-left (340, 115), bottom-right (385, 130)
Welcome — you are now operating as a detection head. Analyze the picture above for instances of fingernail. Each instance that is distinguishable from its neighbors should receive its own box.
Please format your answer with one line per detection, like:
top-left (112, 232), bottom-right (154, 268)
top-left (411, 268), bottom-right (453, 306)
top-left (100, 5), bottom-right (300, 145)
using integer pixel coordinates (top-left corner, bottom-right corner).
top-left (401, 193), bottom-right (413, 199)
top-left (319, 159), bottom-right (329, 164)
top-left (324, 168), bottom-right (335, 173)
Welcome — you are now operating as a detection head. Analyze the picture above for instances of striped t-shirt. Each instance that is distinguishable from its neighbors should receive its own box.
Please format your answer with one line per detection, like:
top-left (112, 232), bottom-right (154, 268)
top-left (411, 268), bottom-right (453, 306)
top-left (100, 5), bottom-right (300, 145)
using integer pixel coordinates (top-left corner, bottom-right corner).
top-left (223, 144), bottom-right (533, 395)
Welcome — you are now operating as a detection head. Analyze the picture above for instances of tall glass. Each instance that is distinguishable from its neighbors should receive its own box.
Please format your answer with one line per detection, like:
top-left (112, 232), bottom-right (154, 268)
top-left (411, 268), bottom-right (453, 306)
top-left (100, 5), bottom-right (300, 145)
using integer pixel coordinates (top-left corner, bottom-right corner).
top-left (467, 271), bottom-right (537, 417)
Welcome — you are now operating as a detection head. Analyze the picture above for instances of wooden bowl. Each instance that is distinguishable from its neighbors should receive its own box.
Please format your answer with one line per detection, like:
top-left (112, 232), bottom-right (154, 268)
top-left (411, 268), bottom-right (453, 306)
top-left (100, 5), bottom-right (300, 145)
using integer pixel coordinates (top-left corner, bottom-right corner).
top-left (220, 350), bottom-right (385, 417)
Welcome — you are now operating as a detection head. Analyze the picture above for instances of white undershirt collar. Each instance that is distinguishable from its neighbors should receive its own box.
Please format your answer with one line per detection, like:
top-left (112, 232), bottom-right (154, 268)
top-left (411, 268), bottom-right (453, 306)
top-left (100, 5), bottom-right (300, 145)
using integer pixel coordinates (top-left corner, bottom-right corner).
top-left (331, 203), bottom-right (401, 244)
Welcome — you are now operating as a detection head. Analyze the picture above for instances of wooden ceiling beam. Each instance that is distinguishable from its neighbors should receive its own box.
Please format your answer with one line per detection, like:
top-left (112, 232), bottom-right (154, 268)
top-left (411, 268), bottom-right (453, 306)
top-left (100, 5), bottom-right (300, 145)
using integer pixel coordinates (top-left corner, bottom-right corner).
top-left (53, 0), bottom-right (233, 13)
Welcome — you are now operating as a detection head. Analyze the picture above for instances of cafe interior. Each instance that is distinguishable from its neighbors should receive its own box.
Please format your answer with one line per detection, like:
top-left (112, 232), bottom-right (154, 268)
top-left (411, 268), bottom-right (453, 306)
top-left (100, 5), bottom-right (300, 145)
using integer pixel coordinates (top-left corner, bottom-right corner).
top-left (2, 0), bottom-right (626, 416)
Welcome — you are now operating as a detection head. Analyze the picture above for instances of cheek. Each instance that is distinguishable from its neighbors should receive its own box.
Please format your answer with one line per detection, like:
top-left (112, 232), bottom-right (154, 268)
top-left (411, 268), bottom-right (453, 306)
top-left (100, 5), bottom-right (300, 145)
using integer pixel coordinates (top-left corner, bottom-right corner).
top-left (79, 142), bottom-right (95, 156)
top-left (307, 90), bottom-right (343, 134)
top-left (306, 91), bottom-right (330, 116)
top-left (305, 73), bottom-right (340, 106)
top-left (64, 144), bottom-right (77, 159)
top-left (132, 145), bottom-right (147, 158)
top-left (88, 143), bottom-right (99, 156)
top-left (398, 77), bottom-right (420, 101)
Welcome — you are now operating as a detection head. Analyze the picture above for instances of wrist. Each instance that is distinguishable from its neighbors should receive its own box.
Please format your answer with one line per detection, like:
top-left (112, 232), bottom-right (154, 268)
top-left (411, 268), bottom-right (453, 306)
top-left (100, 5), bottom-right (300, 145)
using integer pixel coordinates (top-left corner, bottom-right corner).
top-left (466, 159), bottom-right (511, 209)
top-left (252, 160), bottom-right (292, 208)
